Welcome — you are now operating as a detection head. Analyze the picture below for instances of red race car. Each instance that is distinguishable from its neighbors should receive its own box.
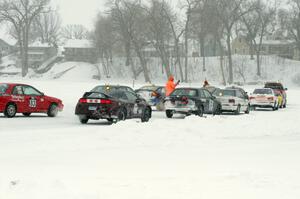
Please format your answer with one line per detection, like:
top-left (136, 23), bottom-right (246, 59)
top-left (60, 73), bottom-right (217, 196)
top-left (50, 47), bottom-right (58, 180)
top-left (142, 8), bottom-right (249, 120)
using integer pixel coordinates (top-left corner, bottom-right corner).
top-left (0, 83), bottom-right (64, 118)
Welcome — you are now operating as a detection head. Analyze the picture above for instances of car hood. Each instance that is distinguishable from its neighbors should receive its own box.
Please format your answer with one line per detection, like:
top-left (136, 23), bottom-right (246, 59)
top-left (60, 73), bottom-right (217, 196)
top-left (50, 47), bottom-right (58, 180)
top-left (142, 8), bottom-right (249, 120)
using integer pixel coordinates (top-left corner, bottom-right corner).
top-left (44, 95), bottom-right (62, 103)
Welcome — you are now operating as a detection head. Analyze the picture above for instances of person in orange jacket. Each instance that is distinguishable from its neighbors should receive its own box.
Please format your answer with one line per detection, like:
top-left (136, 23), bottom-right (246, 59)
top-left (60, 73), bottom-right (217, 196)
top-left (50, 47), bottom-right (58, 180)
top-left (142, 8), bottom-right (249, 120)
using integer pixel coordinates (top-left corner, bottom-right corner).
top-left (165, 75), bottom-right (180, 96)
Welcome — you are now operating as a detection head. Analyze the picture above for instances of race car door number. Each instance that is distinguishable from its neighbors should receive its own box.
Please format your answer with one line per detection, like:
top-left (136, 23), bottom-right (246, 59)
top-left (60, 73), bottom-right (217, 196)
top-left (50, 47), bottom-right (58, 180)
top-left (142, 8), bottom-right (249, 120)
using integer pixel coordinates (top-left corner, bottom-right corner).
top-left (29, 97), bottom-right (37, 108)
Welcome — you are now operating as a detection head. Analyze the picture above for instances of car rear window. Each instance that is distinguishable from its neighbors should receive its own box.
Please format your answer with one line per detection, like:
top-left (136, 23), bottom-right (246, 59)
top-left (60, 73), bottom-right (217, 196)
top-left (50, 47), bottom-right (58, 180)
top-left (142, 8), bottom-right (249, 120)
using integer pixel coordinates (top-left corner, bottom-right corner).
top-left (171, 89), bottom-right (197, 97)
top-left (220, 90), bottom-right (236, 97)
top-left (0, 84), bottom-right (8, 93)
top-left (265, 83), bottom-right (283, 90)
top-left (91, 86), bottom-right (133, 93)
top-left (253, 89), bottom-right (272, 95)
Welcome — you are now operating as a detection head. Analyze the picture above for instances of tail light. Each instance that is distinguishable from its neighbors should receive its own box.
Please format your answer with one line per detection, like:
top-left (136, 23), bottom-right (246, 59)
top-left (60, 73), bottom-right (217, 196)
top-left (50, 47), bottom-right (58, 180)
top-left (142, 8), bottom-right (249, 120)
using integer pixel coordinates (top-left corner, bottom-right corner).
top-left (100, 99), bottom-right (112, 104)
top-left (249, 96), bottom-right (255, 100)
top-left (79, 98), bottom-right (88, 103)
top-left (229, 99), bottom-right (235, 104)
top-left (267, 97), bottom-right (274, 101)
top-left (182, 96), bottom-right (188, 104)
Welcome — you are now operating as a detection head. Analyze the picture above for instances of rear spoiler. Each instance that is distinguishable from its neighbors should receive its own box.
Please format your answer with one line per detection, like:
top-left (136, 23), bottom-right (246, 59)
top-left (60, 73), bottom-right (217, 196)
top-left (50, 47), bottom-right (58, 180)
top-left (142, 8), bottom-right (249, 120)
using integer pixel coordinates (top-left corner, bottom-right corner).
top-left (83, 91), bottom-right (111, 98)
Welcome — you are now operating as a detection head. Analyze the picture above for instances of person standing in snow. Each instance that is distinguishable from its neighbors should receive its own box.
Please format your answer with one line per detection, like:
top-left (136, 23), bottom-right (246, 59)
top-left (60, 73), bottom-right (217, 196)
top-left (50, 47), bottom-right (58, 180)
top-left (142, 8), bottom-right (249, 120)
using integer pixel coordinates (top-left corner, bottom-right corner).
top-left (165, 76), bottom-right (180, 96)
top-left (203, 80), bottom-right (210, 87)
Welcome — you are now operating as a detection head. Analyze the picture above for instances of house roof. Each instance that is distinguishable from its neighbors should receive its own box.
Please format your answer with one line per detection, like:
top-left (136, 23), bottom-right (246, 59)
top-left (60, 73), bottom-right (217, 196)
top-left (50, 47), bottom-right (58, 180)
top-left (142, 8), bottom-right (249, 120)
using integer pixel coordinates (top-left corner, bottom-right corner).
top-left (64, 39), bottom-right (95, 49)
top-left (29, 41), bottom-right (52, 48)
top-left (0, 38), bottom-right (16, 47)
top-left (256, 39), bottom-right (295, 46)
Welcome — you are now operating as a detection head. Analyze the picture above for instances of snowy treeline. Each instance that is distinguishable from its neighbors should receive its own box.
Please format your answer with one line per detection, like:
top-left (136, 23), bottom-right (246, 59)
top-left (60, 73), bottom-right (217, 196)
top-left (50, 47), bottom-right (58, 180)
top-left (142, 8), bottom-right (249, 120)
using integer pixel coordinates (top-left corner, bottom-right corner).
top-left (1, 0), bottom-right (300, 84)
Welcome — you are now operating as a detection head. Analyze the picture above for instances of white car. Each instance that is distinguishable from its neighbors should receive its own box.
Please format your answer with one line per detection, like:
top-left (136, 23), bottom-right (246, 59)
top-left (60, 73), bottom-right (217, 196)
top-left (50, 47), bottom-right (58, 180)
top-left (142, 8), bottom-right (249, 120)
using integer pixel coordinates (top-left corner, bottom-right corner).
top-left (215, 87), bottom-right (250, 114)
top-left (249, 88), bottom-right (279, 111)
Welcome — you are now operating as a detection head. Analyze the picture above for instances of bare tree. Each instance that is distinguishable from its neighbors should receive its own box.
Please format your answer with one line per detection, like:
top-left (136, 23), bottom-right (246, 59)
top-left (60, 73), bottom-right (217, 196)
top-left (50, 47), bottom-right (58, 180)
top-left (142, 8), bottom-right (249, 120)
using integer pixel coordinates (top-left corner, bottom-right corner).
top-left (146, 0), bottom-right (173, 80)
top-left (241, 0), bottom-right (276, 77)
top-left (0, 0), bottom-right (50, 77)
top-left (61, 24), bottom-right (89, 40)
top-left (94, 14), bottom-right (116, 78)
top-left (214, 0), bottom-right (252, 84)
top-left (161, 5), bottom-right (185, 81)
top-left (285, 0), bottom-right (300, 55)
top-left (32, 10), bottom-right (61, 46)
top-left (110, 0), bottom-right (151, 82)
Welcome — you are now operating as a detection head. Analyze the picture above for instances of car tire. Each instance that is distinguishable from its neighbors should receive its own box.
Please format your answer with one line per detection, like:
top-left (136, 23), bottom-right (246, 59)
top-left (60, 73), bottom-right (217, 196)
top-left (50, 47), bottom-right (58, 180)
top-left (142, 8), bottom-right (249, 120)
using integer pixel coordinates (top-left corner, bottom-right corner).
top-left (245, 104), bottom-right (250, 114)
top-left (272, 102), bottom-right (277, 111)
top-left (166, 110), bottom-right (173, 118)
top-left (235, 105), bottom-right (241, 115)
top-left (4, 103), bottom-right (17, 118)
top-left (23, 113), bottom-right (31, 117)
top-left (141, 107), bottom-right (151, 122)
top-left (47, 103), bottom-right (58, 117)
top-left (117, 108), bottom-right (126, 121)
top-left (197, 106), bottom-right (204, 117)
top-left (214, 104), bottom-right (222, 115)
top-left (79, 116), bottom-right (89, 124)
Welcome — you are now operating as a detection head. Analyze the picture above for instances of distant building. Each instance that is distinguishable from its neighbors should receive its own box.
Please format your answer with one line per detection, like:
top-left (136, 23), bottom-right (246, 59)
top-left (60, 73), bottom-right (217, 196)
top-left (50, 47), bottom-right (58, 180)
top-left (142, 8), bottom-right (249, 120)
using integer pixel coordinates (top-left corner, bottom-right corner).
top-left (26, 41), bottom-right (58, 67)
top-left (0, 38), bottom-right (15, 57)
top-left (63, 39), bottom-right (98, 63)
top-left (232, 36), bottom-right (295, 59)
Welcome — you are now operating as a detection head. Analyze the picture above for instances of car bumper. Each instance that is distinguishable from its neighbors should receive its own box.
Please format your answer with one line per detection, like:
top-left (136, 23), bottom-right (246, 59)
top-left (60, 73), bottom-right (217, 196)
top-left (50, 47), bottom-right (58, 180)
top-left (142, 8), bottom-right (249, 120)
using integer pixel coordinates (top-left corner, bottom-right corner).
top-left (221, 104), bottom-right (238, 111)
top-left (75, 104), bottom-right (116, 119)
top-left (165, 105), bottom-right (197, 113)
top-left (251, 101), bottom-right (274, 107)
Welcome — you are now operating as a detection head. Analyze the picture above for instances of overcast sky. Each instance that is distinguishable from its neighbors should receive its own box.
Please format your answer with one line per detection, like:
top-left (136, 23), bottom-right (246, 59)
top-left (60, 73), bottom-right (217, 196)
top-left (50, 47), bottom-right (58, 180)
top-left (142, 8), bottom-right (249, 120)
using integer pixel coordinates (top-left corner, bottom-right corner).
top-left (51, 0), bottom-right (106, 30)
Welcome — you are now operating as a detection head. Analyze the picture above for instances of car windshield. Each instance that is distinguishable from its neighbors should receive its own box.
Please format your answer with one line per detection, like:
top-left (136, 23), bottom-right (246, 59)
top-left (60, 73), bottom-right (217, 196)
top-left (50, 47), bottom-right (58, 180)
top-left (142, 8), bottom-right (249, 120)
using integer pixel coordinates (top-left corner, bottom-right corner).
top-left (205, 86), bottom-right (216, 93)
top-left (91, 86), bottom-right (132, 93)
top-left (0, 84), bottom-right (8, 93)
top-left (220, 89), bottom-right (236, 97)
top-left (265, 83), bottom-right (284, 90)
top-left (171, 89), bottom-right (197, 97)
top-left (253, 89), bottom-right (272, 95)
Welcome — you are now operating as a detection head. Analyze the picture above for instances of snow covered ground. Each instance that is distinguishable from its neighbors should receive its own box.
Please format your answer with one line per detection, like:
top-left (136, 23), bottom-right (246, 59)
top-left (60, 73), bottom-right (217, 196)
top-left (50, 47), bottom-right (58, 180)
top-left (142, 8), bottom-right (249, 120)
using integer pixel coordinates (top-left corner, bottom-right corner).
top-left (0, 78), bottom-right (300, 199)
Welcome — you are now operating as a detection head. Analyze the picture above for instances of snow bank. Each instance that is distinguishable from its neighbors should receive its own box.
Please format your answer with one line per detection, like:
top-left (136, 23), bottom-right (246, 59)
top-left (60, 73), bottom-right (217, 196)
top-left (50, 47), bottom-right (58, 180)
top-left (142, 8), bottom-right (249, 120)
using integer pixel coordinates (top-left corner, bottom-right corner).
top-left (41, 62), bottom-right (99, 81)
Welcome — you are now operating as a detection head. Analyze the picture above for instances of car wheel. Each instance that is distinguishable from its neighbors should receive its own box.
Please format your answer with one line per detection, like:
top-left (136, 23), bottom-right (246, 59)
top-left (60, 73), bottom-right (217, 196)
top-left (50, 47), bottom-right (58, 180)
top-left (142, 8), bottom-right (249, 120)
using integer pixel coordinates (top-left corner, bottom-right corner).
top-left (47, 103), bottom-right (58, 117)
top-left (117, 109), bottom-right (126, 121)
top-left (4, 103), bottom-right (17, 118)
top-left (272, 102), bottom-right (277, 111)
top-left (141, 107), bottom-right (151, 122)
top-left (214, 104), bottom-right (222, 115)
top-left (23, 113), bottom-right (31, 117)
top-left (197, 106), bottom-right (204, 117)
top-left (166, 110), bottom-right (173, 118)
top-left (245, 104), bottom-right (250, 114)
top-left (235, 105), bottom-right (241, 115)
top-left (79, 115), bottom-right (89, 124)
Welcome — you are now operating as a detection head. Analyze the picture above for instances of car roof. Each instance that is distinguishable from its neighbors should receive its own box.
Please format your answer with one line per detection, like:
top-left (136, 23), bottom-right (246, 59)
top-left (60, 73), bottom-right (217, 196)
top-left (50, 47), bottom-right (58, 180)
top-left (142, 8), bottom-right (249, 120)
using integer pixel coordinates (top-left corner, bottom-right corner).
top-left (175, 87), bottom-right (200, 90)
top-left (1, 83), bottom-right (30, 87)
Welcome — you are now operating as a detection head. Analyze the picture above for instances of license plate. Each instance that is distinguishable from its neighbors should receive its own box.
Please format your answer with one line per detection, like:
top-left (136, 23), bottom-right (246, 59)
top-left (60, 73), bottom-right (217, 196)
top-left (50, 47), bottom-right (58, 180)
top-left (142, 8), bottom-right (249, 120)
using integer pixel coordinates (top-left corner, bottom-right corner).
top-left (88, 106), bottom-right (97, 111)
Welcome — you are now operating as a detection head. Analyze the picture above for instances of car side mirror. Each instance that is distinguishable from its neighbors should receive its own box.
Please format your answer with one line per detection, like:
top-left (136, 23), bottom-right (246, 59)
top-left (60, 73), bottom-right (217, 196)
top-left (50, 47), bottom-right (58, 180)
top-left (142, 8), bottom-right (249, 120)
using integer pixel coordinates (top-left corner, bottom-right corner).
top-left (41, 92), bottom-right (45, 96)
top-left (211, 96), bottom-right (216, 100)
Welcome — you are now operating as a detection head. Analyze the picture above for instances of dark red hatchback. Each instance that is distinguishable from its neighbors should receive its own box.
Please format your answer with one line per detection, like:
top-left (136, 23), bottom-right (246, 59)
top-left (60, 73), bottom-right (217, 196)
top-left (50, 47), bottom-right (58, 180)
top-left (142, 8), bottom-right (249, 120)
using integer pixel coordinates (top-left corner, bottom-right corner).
top-left (0, 83), bottom-right (64, 118)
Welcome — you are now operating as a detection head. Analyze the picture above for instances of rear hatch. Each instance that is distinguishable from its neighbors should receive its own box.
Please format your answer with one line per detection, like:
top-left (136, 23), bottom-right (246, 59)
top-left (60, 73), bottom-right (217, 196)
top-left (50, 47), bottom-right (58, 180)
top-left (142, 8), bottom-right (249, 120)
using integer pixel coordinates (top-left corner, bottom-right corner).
top-left (165, 95), bottom-right (195, 108)
top-left (75, 92), bottom-right (114, 114)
